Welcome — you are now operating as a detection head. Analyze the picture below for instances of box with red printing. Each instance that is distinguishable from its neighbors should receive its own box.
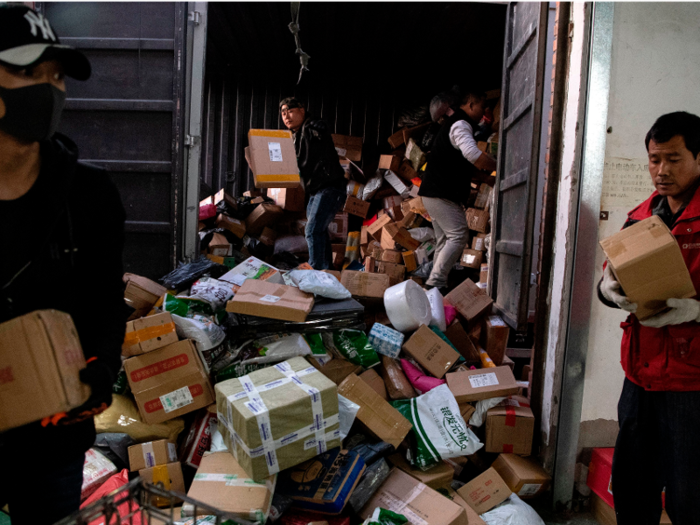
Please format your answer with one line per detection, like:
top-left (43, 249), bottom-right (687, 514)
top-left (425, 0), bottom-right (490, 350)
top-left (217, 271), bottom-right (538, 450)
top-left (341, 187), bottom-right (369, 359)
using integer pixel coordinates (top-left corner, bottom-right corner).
top-left (587, 447), bottom-right (614, 508)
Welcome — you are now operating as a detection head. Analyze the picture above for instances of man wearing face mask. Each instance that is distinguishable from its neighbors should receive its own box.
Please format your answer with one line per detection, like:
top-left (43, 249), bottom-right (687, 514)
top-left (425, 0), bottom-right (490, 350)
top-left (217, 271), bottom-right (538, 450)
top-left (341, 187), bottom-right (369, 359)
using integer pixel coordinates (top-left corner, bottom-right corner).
top-left (0, 6), bottom-right (126, 524)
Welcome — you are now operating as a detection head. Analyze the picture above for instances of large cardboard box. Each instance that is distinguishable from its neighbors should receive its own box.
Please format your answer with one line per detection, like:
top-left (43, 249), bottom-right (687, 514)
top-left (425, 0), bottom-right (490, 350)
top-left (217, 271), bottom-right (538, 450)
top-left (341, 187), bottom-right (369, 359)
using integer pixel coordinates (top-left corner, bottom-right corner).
top-left (402, 324), bottom-right (461, 379)
top-left (492, 453), bottom-right (551, 498)
top-left (219, 256), bottom-right (285, 293)
top-left (332, 134), bottom-right (362, 162)
top-left (128, 439), bottom-right (177, 472)
top-left (343, 195), bottom-right (370, 218)
top-left (340, 271), bottom-right (390, 300)
top-left (486, 402), bottom-right (535, 455)
top-left (124, 273), bottom-right (167, 320)
top-left (445, 279), bottom-right (493, 327)
top-left (0, 310), bottom-right (90, 432)
top-left (187, 451), bottom-right (275, 522)
top-left (466, 208), bottom-right (489, 233)
top-left (267, 186), bottom-right (305, 212)
top-left (446, 366), bottom-right (519, 403)
top-left (600, 214), bottom-right (696, 320)
top-left (456, 467), bottom-right (512, 515)
top-left (245, 203), bottom-right (284, 236)
top-left (359, 468), bottom-right (469, 525)
top-left (460, 249), bottom-right (483, 269)
top-left (122, 312), bottom-right (178, 357)
top-left (124, 339), bottom-right (215, 424)
top-left (225, 280), bottom-right (314, 322)
top-left (216, 357), bottom-right (341, 480)
top-left (246, 130), bottom-right (301, 188)
top-left (481, 316), bottom-right (509, 366)
top-left (387, 453), bottom-right (454, 490)
top-left (215, 214), bottom-right (246, 239)
top-left (338, 374), bottom-right (412, 449)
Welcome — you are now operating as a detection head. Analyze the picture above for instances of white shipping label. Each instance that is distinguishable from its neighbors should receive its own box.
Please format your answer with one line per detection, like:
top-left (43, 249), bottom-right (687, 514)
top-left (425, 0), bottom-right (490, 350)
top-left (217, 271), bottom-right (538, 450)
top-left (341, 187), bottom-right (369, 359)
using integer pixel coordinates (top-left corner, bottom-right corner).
top-left (518, 483), bottom-right (543, 497)
top-left (489, 316), bottom-right (507, 327)
top-left (463, 255), bottom-right (475, 264)
top-left (260, 294), bottom-right (281, 303)
top-left (268, 142), bottom-right (283, 162)
top-left (469, 372), bottom-right (499, 388)
top-left (230, 274), bottom-right (247, 287)
top-left (160, 386), bottom-right (194, 413)
top-left (335, 147), bottom-right (347, 157)
top-left (167, 442), bottom-right (177, 462)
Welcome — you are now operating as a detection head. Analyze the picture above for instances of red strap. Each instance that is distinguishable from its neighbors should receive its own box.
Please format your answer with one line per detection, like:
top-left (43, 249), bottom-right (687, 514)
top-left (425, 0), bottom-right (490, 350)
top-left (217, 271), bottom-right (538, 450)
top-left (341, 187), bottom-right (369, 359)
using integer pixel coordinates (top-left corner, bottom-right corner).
top-left (86, 356), bottom-right (98, 364)
top-left (505, 406), bottom-right (517, 427)
top-left (503, 444), bottom-right (514, 453)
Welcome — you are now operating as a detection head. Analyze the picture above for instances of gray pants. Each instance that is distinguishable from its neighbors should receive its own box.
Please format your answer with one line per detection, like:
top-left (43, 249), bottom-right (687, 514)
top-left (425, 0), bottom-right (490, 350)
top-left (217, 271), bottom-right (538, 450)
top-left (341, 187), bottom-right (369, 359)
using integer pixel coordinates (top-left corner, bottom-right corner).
top-left (422, 197), bottom-right (469, 288)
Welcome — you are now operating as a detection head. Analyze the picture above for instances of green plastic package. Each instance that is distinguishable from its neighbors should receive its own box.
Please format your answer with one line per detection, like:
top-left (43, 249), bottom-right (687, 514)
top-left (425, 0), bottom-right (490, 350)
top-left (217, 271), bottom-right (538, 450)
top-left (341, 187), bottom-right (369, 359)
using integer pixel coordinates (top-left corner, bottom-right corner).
top-left (363, 507), bottom-right (408, 525)
top-left (323, 329), bottom-right (380, 368)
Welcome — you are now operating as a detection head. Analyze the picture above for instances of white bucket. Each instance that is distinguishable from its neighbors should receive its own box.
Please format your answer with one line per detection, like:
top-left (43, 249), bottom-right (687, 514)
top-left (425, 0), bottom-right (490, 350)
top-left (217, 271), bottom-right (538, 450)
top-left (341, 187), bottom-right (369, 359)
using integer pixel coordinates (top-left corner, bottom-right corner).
top-left (425, 287), bottom-right (446, 332)
top-left (383, 280), bottom-right (432, 332)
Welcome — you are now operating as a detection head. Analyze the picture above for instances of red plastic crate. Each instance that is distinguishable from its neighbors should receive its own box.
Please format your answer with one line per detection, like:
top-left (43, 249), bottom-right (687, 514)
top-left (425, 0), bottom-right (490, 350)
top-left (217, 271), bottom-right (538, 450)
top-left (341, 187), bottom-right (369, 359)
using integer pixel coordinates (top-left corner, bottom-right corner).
top-left (587, 447), bottom-right (615, 508)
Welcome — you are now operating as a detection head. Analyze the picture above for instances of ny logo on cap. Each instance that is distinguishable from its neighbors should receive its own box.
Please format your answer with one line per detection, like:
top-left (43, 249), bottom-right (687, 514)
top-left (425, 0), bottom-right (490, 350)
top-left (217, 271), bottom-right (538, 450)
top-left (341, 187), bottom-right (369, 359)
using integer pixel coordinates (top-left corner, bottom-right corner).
top-left (24, 11), bottom-right (56, 42)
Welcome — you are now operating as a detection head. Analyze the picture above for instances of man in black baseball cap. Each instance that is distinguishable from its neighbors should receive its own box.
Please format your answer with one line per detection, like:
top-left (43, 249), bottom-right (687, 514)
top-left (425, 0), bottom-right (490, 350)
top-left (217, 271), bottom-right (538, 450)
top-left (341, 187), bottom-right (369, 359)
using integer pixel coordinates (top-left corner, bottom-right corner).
top-left (0, 6), bottom-right (126, 524)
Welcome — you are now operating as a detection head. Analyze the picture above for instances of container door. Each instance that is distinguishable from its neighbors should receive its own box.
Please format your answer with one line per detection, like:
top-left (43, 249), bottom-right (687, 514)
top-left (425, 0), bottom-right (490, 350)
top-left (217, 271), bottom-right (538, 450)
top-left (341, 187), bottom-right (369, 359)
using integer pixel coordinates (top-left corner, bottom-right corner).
top-left (490, 2), bottom-right (549, 330)
top-left (41, 2), bottom-right (187, 279)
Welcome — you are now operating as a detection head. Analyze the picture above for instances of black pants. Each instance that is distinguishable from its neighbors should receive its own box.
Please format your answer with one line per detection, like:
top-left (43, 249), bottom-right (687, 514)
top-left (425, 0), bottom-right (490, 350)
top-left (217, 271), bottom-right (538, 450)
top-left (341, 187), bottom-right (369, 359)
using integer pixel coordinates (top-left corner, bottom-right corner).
top-left (0, 452), bottom-right (85, 524)
top-left (612, 378), bottom-right (700, 525)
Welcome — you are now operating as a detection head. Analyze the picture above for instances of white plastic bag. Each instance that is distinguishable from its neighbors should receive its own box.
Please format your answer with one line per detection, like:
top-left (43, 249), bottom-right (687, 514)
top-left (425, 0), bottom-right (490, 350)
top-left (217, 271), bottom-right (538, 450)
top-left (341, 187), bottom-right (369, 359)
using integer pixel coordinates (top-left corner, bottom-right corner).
top-left (288, 269), bottom-right (352, 299)
top-left (172, 313), bottom-right (226, 369)
top-left (469, 397), bottom-right (507, 427)
top-left (239, 333), bottom-right (312, 366)
top-left (481, 494), bottom-right (546, 525)
top-left (188, 277), bottom-right (234, 311)
top-left (338, 394), bottom-right (361, 441)
top-left (425, 287), bottom-right (446, 332)
top-left (408, 227), bottom-right (435, 243)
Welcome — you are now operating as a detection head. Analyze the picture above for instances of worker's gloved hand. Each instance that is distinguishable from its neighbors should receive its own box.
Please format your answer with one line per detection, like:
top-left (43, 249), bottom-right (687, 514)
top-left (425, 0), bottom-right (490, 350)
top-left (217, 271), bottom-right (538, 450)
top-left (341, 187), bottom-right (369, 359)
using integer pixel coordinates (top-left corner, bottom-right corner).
top-left (600, 264), bottom-right (637, 313)
top-left (639, 298), bottom-right (700, 328)
top-left (41, 358), bottom-right (114, 427)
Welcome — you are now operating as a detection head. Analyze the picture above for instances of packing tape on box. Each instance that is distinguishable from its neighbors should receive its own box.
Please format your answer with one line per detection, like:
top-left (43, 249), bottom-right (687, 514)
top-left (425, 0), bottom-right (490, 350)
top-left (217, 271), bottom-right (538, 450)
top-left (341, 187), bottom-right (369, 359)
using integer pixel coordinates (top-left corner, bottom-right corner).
top-left (249, 129), bottom-right (291, 139)
top-left (123, 322), bottom-right (176, 346)
top-left (152, 464), bottom-right (171, 490)
top-left (226, 366), bottom-right (318, 402)
top-left (193, 473), bottom-right (274, 491)
top-left (374, 483), bottom-right (427, 525)
top-left (255, 174), bottom-right (300, 182)
top-left (142, 441), bottom-right (155, 468)
top-left (238, 375), bottom-right (280, 475)
top-left (505, 406), bottom-right (517, 427)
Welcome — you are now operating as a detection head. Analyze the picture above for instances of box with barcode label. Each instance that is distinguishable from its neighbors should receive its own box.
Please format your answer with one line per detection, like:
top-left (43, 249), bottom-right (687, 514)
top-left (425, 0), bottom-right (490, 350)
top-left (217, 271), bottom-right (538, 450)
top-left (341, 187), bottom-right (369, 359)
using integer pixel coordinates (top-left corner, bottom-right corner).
top-left (128, 439), bottom-right (177, 472)
top-left (445, 366), bottom-right (519, 403)
top-left (245, 130), bottom-right (301, 189)
top-left (492, 453), bottom-right (551, 499)
top-left (215, 356), bottom-right (340, 481)
top-left (124, 339), bottom-right (215, 424)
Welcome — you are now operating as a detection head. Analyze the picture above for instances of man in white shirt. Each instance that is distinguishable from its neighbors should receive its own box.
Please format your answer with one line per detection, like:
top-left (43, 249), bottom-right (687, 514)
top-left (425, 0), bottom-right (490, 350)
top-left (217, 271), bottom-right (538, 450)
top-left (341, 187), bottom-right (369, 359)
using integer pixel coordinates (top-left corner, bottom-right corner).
top-left (418, 87), bottom-right (496, 291)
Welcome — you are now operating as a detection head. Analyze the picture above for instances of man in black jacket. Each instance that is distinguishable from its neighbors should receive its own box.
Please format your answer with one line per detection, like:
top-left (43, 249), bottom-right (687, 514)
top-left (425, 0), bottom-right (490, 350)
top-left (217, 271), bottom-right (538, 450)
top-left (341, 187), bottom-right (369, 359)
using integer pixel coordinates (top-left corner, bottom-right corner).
top-left (280, 97), bottom-right (346, 269)
top-left (0, 6), bottom-right (125, 524)
top-left (419, 86), bottom-right (496, 291)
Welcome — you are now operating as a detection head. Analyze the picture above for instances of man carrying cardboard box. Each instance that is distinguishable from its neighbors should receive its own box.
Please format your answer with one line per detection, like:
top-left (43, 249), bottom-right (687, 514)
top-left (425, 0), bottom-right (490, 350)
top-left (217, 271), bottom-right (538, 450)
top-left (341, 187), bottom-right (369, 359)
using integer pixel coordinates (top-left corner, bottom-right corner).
top-left (0, 7), bottom-right (125, 524)
top-left (418, 86), bottom-right (496, 291)
top-left (598, 112), bottom-right (700, 525)
top-left (280, 97), bottom-right (346, 270)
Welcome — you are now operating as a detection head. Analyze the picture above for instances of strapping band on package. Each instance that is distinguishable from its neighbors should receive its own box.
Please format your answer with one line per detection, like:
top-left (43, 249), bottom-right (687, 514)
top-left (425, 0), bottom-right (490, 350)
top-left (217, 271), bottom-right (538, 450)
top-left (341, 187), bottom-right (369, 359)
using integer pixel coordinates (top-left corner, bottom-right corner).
top-left (123, 322), bottom-right (176, 346)
top-left (142, 441), bottom-right (155, 468)
top-left (193, 473), bottom-right (275, 491)
top-left (237, 375), bottom-right (279, 475)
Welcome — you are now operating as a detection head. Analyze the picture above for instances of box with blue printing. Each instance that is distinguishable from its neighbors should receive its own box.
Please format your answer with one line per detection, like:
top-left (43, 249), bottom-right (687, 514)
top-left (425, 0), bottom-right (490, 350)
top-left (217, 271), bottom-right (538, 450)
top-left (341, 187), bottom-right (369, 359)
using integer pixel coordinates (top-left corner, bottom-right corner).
top-left (368, 323), bottom-right (404, 359)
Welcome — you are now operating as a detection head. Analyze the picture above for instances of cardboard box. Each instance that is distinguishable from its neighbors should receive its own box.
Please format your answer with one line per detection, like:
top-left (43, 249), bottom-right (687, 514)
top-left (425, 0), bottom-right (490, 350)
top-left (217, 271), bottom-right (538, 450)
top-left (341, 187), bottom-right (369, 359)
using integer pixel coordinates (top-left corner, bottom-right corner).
top-left (200, 188), bottom-right (237, 210)
top-left (243, 189), bottom-right (264, 198)
top-left (383, 223), bottom-right (420, 251)
top-left (187, 451), bottom-right (275, 522)
top-left (122, 312), bottom-right (178, 357)
top-left (139, 462), bottom-right (186, 497)
top-left (586, 447), bottom-right (614, 507)
top-left (329, 213), bottom-right (349, 242)
top-left (359, 368), bottom-right (388, 400)
top-left (402, 122), bottom-right (431, 146)
top-left (367, 215), bottom-right (393, 242)
top-left (220, 256), bottom-right (285, 293)
top-left (590, 493), bottom-right (616, 525)
top-left (387, 129), bottom-right (405, 149)
top-left (332, 134), bottom-right (362, 162)
top-left (471, 233), bottom-right (488, 252)
top-left (340, 271), bottom-right (390, 300)
top-left (124, 273), bottom-right (167, 320)
top-left (387, 205), bottom-right (404, 222)
top-left (492, 454), bottom-right (551, 498)
top-left (128, 439), bottom-right (177, 472)
top-left (474, 184), bottom-right (492, 210)
top-left (376, 261), bottom-right (405, 287)
top-left (445, 279), bottom-right (493, 327)
top-left (245, 203), bottom-right (284, 236)
top-left (267, 186), bottom-right (305, 212)
top-left (456, 467), bottom-right (512, 515)
top-left (402, 251), bottom-right (417, 273)
top-left (319, 359), bottom-right (363, 385)
top-left (207, 232), bottom-right (232, 257)
top-left (466, 208), bottom-right (489, 233)
top-left (0, 310), bottom-right (90, 432)
top-left (387, 453), bottom-right (454, 490)
top-left (399, 211), bottom-right (422, 230)
top-left (360, 225), bottom-right (369, 245)
top-left (398, 160), bottom-right (418, 182)
top-left (259, 226), bottom-right (278, 247)
top-left (364, 256), bottom-right (377, 273)
top-left (460, 249), bottom-right (483, 269)
top-left (599, 214), bottom-right (696, 320)
top-left (459, 402), bottom-right (476, 423)
top-left (225, 280), bottom-right (314, 322)
top-left (343, 195), bottom-right (370, 218)
top-left (384, 171), bottom-right (411, 197)
top-left (447, 488), bottom-right (487, 525)
top-left (179, 404), bottom-right (218, 469)
top-left (379, 249), bottom-right (402, 265)
top-left (246, 130), bottom-right (301, 188)
top-left (379, 154), bottom-right (401, 172)
top-left (216, 357), bottom-right (341, 480)
top-left (124, 340), bottom-right (215, 424)
top-left (486, 402), bottom-right (534, 455)
top-left (482, 316), bottom-right (509, 366)
top-left (445, 320), bottom-right (481, 363)
top-left (402, 324), bottom-right (461, 379)
top-left (338, 374), bottom-right (412, 449)
top-left (322, 269), bottom-right (342, 282)
top-left (359, 468), bottom-right (468, 525)
top-left (480, 263), bottom-right (489, 284)
top-left (215, 214), bottom-right (246, 239)
top-left (277, 448), bottom-right (365, 515)
top-left (446, 366), bottom-right (519, 403)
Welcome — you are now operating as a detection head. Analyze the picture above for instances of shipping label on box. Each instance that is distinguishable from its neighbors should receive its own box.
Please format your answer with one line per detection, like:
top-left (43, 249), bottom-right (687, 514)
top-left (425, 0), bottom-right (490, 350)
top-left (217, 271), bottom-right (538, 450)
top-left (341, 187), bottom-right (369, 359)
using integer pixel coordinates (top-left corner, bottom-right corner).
top-left (446, 366), bottom-right (519, 403)
top-left (123, 311), bottom-right (178, 357)
top-left (402, 325), bottom-right (461, 379)
top-left (225, 280), bottom-right (314, 322)
top-left (247, 130), bottom-right (301, 188)
top-left (128, 439), bottom-right (177, 472)
top-left (344, 195), bottom-right (370, 218)
top-left (460, 249), bottom-right (483, 269)
top-left (340, 271), bottom-right (390, 299)
top-left (457, 467), bottom-right (512, 515)
top-left (492, 453), bottom-right (551, 498)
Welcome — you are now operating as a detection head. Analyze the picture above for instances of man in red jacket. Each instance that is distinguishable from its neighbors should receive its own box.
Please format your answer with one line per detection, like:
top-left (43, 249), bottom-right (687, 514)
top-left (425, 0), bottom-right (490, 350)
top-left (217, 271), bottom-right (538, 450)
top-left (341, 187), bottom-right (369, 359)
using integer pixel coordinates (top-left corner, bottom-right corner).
top-left (599, 111), bottom-right (700, 525)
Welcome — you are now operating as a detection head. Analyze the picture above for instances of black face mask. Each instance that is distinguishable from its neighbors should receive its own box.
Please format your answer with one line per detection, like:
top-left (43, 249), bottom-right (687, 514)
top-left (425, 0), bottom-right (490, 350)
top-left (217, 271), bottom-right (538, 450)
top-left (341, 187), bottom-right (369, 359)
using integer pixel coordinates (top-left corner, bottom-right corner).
top-left (0, 83), bottom-right (66, 143)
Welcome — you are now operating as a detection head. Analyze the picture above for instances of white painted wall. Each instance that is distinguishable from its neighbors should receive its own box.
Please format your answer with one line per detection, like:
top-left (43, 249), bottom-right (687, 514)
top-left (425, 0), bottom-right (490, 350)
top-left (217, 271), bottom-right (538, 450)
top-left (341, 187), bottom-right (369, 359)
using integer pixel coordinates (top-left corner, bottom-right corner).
top-left (580, 3), bottom-right (700, 425)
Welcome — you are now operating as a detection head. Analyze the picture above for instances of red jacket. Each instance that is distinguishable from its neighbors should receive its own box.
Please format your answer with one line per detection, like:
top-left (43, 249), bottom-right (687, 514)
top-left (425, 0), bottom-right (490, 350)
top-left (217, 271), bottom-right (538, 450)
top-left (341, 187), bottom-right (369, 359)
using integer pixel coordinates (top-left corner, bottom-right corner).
top-left (619, 189), bottom-right (700, 391)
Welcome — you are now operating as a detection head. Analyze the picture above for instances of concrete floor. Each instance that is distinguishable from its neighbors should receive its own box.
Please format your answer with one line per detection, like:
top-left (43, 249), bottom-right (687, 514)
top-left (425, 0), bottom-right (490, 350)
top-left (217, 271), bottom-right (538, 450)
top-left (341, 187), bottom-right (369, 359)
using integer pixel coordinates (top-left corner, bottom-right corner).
top-left (531, 501), bottom-right (601, 525)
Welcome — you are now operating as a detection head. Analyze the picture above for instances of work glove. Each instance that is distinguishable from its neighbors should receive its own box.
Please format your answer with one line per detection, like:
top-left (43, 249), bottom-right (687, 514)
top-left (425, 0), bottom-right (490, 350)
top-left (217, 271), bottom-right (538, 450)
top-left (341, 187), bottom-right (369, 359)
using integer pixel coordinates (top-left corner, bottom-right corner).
top-left (41, 358), bottom-right (114, 427)
top-left (600, 264), bottom-right (637, 313)
top-left (639, 298), bottom-right (700, 328)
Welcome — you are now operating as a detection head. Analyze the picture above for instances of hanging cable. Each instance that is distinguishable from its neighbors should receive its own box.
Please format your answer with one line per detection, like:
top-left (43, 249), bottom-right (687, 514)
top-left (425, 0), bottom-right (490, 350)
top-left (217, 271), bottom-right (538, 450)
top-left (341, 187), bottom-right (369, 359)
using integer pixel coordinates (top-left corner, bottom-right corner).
top-left (289, 2), bottom-right (310, 84)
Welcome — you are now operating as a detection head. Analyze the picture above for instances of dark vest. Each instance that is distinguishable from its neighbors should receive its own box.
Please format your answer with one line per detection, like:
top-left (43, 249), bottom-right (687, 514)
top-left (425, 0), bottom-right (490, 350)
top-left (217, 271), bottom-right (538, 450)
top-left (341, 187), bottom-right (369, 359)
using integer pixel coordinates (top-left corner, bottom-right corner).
top-left (419, 109), bottom-right (479, 205)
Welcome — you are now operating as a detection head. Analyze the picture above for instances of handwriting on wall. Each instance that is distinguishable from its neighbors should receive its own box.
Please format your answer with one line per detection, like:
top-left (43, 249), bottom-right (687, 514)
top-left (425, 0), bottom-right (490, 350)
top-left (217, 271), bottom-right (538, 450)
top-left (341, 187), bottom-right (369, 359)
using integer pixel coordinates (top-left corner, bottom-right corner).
top-left (600, 157), bottom-right (655, 209)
